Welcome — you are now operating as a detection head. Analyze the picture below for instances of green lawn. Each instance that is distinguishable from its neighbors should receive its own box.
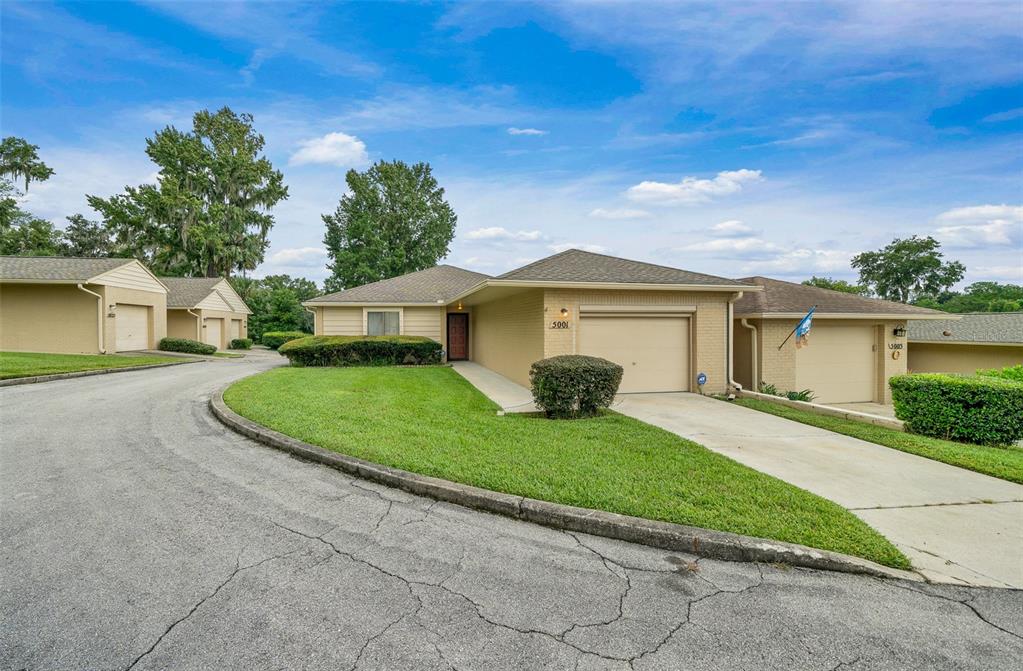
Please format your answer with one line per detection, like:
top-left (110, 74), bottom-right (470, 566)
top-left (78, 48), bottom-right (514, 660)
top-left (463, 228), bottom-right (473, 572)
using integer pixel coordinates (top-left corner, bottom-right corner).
top-left (0, 351), bottom-right (177, 380)
top-left (734, 397), bottom-right (1023, 484)
top-left (225, 366), bottom-right (909, 568)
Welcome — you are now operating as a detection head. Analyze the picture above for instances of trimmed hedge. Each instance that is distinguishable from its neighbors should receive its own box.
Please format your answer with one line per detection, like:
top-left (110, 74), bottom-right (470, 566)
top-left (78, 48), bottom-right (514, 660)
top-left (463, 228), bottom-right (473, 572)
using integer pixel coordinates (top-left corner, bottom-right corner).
top-left (229, 338), bottom-right (253, 350)
top-left (978, 364), bottom-right (1023, 383)
top-left (890, 373), bottom-right (1023, 446)
top-left (158, 337), bottom-right (216, 355)
top-left (261, 331), bottom-right (308, 350)
top-left (529, 355), bottom-right (624, 419)
top-left (279, 335), bottom-right (443, 367)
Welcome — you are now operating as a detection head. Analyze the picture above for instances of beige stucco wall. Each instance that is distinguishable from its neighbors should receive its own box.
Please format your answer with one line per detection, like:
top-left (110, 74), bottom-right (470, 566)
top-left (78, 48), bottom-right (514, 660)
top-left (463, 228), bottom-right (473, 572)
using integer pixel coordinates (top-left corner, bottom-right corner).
top-left (908, 342), bottom-right (1023, 374)
top-left (0, 283), bottom-right (100, 353)
top-left (744, 318), bottom-right (909, 404)
top-left (168, 309), bottom-right (200, 340)
top-left (472, 290), bottom-right (545, 387)
top-left (102, 285), bottom-right (167, 352)
top-left (542, 289), bottom-right (732, 394)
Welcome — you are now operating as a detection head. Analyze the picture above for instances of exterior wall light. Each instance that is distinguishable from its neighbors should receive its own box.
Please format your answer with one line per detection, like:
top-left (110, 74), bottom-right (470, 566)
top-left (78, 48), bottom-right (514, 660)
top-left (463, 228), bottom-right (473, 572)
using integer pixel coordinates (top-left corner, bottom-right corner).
top-left (560, 308), bottom-right (569, 318)
top-left (892, 326), bottom-right (907, 338)
top-left (456, 302), bottom-right (463, 311)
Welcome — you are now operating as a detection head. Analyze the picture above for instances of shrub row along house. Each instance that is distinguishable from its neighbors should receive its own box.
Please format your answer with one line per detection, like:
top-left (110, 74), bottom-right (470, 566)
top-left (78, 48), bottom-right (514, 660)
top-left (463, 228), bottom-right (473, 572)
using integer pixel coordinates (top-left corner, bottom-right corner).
top-left (0, 256), bottom-right (249, 353)
top-left (302, 249), bottom-right (952, 403)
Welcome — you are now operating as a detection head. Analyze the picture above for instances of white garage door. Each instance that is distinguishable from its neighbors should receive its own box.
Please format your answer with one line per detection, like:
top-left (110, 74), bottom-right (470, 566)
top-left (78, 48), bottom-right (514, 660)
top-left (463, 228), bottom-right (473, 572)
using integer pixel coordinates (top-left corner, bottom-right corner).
top-left (204, 318), bottom-right (222, 349)
top-left (115, 304), bottom-right (149, 352)
top-left (230, 319), bottom-right (241, 340)
top-left (796, 325), bottom-right (876, 403)
top-left (579, 316), bottom-right (690, 393)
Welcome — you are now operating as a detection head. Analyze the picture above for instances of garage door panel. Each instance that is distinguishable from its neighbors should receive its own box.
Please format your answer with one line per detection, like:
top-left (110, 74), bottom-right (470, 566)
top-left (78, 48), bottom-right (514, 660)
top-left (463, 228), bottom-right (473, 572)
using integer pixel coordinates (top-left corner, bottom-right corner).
top-left (796, 325), bottom-right (876, 403)
top-left (204, 318), bottom-right (222, 349)
top-left (115, 304), bottom-right (149, 352)
top-left (230, 319), bottom-right (241, 340)
top-left (579, 316), bottom-right (689, 393)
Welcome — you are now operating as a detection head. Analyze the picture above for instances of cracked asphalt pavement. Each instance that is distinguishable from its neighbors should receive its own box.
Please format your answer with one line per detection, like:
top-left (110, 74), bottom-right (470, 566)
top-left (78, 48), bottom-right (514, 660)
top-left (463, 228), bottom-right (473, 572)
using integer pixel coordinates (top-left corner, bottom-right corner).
top-left (1, 350), bottom-right (1021, 670)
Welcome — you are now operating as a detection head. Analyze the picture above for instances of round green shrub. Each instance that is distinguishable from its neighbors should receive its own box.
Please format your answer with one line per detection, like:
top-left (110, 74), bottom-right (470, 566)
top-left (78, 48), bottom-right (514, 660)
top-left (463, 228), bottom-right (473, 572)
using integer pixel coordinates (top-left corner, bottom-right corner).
top-left (260, 331), bottom-right (308, 350)
top-left (890, 373), bottom-right (1023, 446)
top-left (279, 335), bottom-right (443, 367)
top-left (158, 337), bottom-right (216, 355)
top-left (228, 338), bottom-right (253, 350)
top-left (529, 355), bottom-right (624, 419)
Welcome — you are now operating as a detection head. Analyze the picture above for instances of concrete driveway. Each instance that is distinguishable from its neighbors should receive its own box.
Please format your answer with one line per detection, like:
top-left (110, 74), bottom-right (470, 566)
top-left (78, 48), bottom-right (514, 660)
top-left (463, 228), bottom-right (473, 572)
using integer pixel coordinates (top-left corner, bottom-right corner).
top-left (2, 355), bottom-right (1021, 669)
top-left (615, 393), bottom-right (1023, 589)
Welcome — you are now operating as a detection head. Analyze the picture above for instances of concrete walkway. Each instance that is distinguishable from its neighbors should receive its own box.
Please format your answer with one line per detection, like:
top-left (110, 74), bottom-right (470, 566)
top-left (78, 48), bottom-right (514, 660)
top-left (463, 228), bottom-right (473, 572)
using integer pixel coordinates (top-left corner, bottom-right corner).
top-left (615, 393), bottom-right (1023, 589)
top-left (830, 401), bottom-right (897, 419)
top-left (448, 365), bottom-right (1023, 588)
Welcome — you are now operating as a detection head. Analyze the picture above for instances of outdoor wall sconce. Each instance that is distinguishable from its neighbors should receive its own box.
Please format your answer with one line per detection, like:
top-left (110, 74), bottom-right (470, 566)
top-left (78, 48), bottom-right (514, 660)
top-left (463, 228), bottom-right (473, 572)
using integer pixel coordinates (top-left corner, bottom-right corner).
top-left (560, 307), bottom-right (569, 318)
top-left (456, 301), bottom-right (463, 311)
top-left (892, 326), bottom-right (907, 338)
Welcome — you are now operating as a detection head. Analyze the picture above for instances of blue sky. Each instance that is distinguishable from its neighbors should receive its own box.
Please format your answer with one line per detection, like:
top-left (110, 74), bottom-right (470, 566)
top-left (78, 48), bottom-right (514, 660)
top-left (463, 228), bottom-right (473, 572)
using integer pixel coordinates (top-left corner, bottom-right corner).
top-left (3, 0), bottom-right (1021, 285)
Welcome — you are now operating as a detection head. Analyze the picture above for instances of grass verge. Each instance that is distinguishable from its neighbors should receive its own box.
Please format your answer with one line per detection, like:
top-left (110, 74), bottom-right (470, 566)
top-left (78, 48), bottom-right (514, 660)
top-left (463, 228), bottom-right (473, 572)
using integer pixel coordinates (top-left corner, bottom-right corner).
top-left (214, 352), bottom-right (245, 358)
top-left (0, 351), bottom-right (176, 380)
top-left (734, 397), bottom-right (1023, 484)
top-left (225, 366), bottom-right (909, 568)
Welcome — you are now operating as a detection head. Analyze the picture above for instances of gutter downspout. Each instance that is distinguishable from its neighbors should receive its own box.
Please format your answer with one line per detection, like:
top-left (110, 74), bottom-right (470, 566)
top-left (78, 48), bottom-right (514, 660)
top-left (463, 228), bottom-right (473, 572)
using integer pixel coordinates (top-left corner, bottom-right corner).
top-left (727, 292), bottom-right (743, 394)
top-left (304, 307), bottom-right (317, 335)
top-left (740, 318), bottom-right (758, 392)
top-left (77, 284), bottom-right (106, 354)
top-left (187, 309), bottom-right (202, 341)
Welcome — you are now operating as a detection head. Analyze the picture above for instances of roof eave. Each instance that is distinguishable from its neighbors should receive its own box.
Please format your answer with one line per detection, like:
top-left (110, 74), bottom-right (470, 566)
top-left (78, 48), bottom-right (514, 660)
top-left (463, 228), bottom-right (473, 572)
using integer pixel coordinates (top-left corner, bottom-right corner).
top-left (735, 311), bottom-right (958, 320)
top-left (909, 338), bottom-right (1023, 346)
top-left (302, 300), bottom-right (448, 307)
top-left (445, 278), bottom-right (759, 305)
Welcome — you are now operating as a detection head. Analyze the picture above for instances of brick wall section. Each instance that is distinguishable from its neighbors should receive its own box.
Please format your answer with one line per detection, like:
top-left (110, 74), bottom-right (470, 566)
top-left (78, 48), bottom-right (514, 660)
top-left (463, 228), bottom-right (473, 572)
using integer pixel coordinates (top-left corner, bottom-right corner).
top-left (757, 319), bottom-right (798, 392)
top-left (541, 288), bottom-right (735, 394)
top-left (472, 289), bottom-right (544, 387)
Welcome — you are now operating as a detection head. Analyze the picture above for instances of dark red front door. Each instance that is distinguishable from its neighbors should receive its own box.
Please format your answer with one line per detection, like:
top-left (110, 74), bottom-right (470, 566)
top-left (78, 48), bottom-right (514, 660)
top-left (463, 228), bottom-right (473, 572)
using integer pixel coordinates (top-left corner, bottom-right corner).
top-left (447, 313), bottom-right (469, 360)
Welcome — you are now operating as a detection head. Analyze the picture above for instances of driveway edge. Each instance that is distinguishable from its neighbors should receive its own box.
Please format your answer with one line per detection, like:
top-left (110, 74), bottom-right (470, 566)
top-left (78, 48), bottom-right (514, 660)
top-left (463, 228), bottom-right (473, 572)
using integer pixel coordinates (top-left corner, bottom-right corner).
top-left (210, 384), bottom-right (921, 582)
top-left (0, 359), bottom-right (200, 387)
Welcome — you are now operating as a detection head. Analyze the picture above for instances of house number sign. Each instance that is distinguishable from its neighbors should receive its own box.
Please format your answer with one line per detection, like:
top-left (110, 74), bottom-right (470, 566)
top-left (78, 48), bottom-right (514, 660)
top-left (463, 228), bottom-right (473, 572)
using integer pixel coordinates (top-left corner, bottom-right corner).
top-left (549, 320), bottom-right (570, 329)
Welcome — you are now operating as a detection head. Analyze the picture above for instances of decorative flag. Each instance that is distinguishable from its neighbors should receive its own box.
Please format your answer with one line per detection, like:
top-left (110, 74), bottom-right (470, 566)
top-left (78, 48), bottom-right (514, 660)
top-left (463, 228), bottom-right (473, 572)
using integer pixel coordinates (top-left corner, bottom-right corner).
top-left (794, 307), bottom-right (815, 349)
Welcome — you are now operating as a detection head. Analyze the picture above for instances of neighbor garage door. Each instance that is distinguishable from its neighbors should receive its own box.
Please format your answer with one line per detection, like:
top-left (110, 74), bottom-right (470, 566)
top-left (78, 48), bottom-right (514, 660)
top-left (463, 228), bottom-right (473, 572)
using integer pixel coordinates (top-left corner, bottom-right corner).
top-left (579, 316), bottom-right (689, 393)
top-left (115, 304), bottom-right (149, 351)
top-left (795, 324), bottom-right (876, 403)
top-left (204, 318), bottom-right (223, 349)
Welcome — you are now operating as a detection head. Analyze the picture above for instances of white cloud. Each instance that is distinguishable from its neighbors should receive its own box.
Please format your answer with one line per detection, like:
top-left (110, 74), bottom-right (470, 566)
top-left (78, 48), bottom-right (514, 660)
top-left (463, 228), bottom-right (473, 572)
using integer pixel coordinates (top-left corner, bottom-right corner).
top-left (969, 265), bottom-right (1023, 283)
top-left (507, 127), bottom-right (548, 136)
top-left (626, 169), bottom-right (763, 205)
top-left (588, 207), bottom-right (651, 219)
top-left (289, 131), bottom-right (368, 168)
top-left (267, 247), bottom-right (329, 267)
top-left (675, 237), bottom-right (782, 259)
top-left (934, 204), bottom-right (1022, 249)
top-left (741, 248), bottom-right (853, 275)
top-left (549, 242), bottom-right (607, 254)
top-left (709, 219), bottom-right (758, 237)
top-left (982, 107), bottom-right (1023, 123)
top-left (465, 227), bottom-right (543, 241)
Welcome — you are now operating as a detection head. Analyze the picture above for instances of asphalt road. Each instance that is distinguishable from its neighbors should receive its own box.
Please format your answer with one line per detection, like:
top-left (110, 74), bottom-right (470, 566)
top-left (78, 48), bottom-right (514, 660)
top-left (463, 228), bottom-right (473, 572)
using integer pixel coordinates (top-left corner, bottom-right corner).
top-left (1, 350), bottom-right (1021, 670)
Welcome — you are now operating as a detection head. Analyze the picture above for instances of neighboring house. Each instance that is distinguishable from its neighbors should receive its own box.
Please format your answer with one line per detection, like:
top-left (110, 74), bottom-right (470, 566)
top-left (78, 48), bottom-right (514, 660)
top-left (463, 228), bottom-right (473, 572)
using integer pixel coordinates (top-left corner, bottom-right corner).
top-left (160, 277), bottom-right (251, 349)
top-left (304, 249), bottom-right (757, 393)
top-left (908, 312), bottom-right (1023, 374)
top-left (0, 256), bottom-right (167, 354)
top-left (732, 277), bottom-right (951, 405)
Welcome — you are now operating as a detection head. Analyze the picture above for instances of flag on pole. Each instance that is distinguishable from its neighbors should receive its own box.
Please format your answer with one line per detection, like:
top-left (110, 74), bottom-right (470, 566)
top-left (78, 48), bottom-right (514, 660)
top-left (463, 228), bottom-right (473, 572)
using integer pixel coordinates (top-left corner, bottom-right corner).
top-left (794, 306), bottom-right (815, 349)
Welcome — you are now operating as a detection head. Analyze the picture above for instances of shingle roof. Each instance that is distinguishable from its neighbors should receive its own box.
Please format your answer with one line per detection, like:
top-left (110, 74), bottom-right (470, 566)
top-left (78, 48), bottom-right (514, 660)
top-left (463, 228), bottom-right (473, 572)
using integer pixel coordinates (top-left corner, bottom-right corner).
top-left (0, 256), bottom-right (134, 282)
top-left (734, 276), bottom-right (946, 316)
top-left (908, 312), bottom-right (1023, 344)
top-left (497, 249), bottom-right (752, 286)
top-left (160, 277), bottom-right (226, 308)
top-left (309, 265), bottom-right (490, 304)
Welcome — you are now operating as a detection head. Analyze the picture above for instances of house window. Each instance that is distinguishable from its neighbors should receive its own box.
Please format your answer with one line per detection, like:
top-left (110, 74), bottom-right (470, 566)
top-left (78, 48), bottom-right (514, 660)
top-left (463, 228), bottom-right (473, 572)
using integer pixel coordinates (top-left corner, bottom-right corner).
top-left (367, 310), bottom-right (400, 336)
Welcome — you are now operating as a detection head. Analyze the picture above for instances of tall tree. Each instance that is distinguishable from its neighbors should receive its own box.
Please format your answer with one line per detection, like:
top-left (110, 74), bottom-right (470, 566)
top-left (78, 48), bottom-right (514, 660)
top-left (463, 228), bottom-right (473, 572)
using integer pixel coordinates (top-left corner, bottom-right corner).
top-left (229, 274), bottom-right (320, 340)
top-left (87, 107), bottom-right (288, 277)
top-left (58, 214), bottom-right (115, 257)
top-left (0, 137), bottom-right (54, 191)
top-left (851, 236), bottom-right (965, 303)
top-left (322, 160), bottom-right (456, 292)
top-left (913, 282), bottom-right (1023, 313)
top-left (802, 276), bottom-right (869, 295)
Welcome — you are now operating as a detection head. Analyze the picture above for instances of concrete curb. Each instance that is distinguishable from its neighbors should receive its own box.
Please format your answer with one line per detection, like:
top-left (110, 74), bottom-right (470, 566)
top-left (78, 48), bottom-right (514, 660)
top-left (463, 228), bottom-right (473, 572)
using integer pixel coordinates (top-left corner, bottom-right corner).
top-left (737, 390), bottom-right (906, 431)
top-left (210, 384), bottom-right (920, 582)
top-left (0, 359), bottom-right (200, 388)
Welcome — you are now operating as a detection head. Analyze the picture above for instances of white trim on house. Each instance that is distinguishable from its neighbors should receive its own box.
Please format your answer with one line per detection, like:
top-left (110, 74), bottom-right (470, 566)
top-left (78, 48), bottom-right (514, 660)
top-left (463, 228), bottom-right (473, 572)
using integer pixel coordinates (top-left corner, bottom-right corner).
top-left (735, 312), bottom-right (956, 320)
top-left (909, 339), bottom-right (1023, 347)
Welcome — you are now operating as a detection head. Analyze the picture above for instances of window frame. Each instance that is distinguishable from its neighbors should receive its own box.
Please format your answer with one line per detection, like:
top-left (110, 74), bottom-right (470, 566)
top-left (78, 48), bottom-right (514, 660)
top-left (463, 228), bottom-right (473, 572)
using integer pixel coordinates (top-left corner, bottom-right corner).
top-left (363, 307), bottom-right (403, 336)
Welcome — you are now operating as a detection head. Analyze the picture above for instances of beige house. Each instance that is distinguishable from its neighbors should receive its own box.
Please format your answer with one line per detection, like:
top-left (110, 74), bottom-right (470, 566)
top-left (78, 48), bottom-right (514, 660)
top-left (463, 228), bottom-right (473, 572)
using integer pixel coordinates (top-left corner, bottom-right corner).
top-left (908, 312), bottom-right (1023, 374)
top-left (0, 256), bottom-right (167, 354)
top-left (732, 277), bottom-right (951, 404)
top-left (304, 249), bottom-right (757, 394)
top-left (161, 277), bottom-right (251, 349)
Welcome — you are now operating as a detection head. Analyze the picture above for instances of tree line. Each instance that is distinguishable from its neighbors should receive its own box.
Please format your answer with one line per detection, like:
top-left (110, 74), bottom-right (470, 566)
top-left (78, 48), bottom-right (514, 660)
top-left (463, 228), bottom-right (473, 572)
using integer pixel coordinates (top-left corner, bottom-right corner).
top-left (1, 107), bottom-right (458, 337)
